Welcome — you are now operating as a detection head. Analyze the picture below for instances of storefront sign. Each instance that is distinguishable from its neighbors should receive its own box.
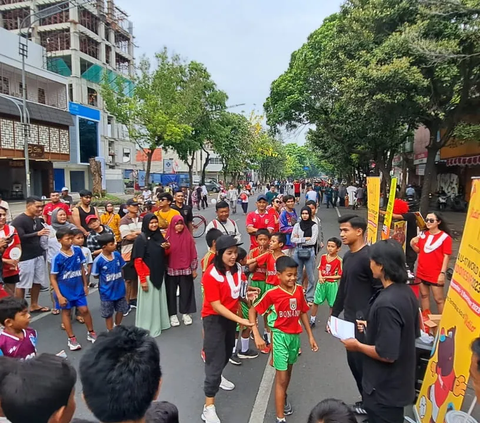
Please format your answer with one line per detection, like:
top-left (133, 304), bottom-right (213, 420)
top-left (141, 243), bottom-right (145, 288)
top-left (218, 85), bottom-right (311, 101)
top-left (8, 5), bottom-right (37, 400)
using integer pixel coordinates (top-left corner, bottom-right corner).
top-left (366, 177), bottom-right (381, 244)
top-left (414, 152), bottom-right (428, 165)
top-left (415, 179), bottom-right (480, 423)
top-left (68, 102), bottom-right (100, 121)
top-left (28, 144), bottom-right (45, 159)
top-left (416, 164), bottom-right (426, 176)
top-left (381, 177), bottom-right (397, 240)
top-left (446, 155), bottom-right (480, 167)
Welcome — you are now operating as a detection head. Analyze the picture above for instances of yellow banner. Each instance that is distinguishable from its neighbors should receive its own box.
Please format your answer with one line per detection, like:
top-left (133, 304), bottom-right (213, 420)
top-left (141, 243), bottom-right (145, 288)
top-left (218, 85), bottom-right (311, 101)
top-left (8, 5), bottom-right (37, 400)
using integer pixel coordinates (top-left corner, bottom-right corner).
top-left (415, 178), bottom-right (480, 423)
top-left (367, 177), bottom-right (381, 244)
top-left (391, 220), bottom-right (406, 252)
top-left (381, 177), bottom-right (397, 240)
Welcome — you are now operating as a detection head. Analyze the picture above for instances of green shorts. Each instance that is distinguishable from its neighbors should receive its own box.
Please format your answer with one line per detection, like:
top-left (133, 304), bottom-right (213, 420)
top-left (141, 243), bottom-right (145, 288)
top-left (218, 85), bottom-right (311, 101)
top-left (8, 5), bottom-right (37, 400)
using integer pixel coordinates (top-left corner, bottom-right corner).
top-left (271, 330), bottom-right (301, 371)
top-left (236, 301), bottom-right (251, 332)
top-left (265, 283), bottom-right (276, 293)
top-left (251, 279), bottom-right (267, 298)
top-left (314, 281), bottom-right (338, 307)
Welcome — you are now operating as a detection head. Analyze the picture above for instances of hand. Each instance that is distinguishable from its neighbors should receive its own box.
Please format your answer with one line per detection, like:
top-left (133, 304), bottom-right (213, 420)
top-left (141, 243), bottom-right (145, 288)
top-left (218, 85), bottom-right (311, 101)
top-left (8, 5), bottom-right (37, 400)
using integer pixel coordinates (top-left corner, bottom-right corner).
top-left (411, 236), bottom-right (419, 246)
top-left (309, 336), bottom-right (319, 352)
top-left (239, 318), bottom-right (254, 327)
top-left (57, 295), bottom-right (68, 307)
top-left (453, 375), bottom-right (467, 397)
top-left (0, 238), bottom-right (7, 249)
top-left (37, 228), bottom-right (50, 236)
top-left (247, 286), bottom-right (261, 302)
top-left (356, 320), bottom-right (367, 333)
top-left (192, 270), bottom-right (198, 279)
top-left (161, 242), bottom-right (170, 249)
top-left (318, 274), bottom-right (325, 284)
top-left (320, 242), bottom-right (324, 249)
top-left (141, 284), bottom-right (149, 292)
top-left (437, 273), bottom-right (446, 284)
top-left (342, 338), bottom-right (360, 351)
top-left (254, 334), bottom-right (266, 351)
top-left (326, 317), bottom-right (332, 333)
top-left (84, 286), bottom-right (89, 296)
top-left (305, 237), bottom-right (311, 241)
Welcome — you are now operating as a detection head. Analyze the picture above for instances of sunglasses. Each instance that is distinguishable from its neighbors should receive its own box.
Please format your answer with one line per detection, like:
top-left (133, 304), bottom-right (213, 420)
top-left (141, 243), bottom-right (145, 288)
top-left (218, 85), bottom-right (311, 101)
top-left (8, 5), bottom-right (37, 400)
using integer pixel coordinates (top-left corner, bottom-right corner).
top-left (425, 218), bottom-right (437, 223)
top-left (274, 200), bottom-right (281, 203)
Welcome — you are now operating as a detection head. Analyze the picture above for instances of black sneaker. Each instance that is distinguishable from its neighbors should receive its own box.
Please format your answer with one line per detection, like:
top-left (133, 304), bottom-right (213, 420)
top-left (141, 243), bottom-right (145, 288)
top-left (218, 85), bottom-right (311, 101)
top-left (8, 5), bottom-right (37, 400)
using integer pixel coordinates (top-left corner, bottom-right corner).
top-left (89, 281), bottom-right (97, 288)
top-left (310, 319), bottom-right (316, 328)
top-left (123, 306), bottom-right (132, 317)
top-left (129, 299), bottom-right (137, 309)
top-left (229, 353), bottom-right (242, 366)
top-left (350, 401), bottom-right (367, 415)
top-left (284, 395), bottom-right (293, 416)
top-left (237, 349), bottom-right (259, 359)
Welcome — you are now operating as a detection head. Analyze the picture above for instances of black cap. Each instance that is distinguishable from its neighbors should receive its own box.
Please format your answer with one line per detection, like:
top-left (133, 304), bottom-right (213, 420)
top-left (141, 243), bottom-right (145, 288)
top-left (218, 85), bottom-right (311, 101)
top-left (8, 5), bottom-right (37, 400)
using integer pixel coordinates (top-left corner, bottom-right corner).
top-left (215, 235), bottom-right (242, 251)
top-left (126, 199), bottom-right (139, 206)
top-left (257, 194), bottom-right (268, 202)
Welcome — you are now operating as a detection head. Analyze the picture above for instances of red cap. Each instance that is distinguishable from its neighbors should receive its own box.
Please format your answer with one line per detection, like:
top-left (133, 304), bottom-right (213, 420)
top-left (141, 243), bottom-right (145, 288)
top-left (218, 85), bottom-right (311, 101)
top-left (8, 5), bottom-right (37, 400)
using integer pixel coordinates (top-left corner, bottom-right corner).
top-left (85, 215), bottom-right (99, 224)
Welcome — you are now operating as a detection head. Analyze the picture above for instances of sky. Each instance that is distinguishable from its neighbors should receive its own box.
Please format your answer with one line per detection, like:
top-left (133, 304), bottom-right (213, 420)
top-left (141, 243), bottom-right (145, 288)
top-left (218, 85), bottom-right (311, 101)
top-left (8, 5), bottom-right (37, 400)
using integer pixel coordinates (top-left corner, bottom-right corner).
top-left (115, 0), bottom-right (343, 144)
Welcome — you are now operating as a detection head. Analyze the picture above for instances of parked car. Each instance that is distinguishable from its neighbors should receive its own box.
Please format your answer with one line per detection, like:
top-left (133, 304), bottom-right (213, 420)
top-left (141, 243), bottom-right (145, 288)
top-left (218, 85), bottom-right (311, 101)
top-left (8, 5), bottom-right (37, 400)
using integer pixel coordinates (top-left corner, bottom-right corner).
top-left (205, 181), bottom-right (221, 193)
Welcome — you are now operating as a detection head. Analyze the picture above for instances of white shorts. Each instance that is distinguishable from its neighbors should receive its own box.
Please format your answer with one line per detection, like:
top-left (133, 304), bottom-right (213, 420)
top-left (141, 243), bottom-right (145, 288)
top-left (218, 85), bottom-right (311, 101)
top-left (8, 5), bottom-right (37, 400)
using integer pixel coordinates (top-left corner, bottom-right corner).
top-left (18, 256), bottom-right (48, 289)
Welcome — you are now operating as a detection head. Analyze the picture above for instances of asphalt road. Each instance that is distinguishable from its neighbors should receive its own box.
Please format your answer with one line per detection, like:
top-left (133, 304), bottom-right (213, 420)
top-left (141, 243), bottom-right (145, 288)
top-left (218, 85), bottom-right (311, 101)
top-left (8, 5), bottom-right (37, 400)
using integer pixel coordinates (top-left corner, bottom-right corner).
top-left (30, 196), bottom-right (362, 423)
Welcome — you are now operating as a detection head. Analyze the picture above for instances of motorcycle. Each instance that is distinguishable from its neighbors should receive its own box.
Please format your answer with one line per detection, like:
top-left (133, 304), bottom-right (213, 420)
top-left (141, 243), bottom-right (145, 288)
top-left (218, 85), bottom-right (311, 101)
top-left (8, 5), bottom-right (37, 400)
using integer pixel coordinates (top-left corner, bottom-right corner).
top-left (437, 194), bottom-right (448, 211)
top-left (450, 194), bottom-right (467, 212)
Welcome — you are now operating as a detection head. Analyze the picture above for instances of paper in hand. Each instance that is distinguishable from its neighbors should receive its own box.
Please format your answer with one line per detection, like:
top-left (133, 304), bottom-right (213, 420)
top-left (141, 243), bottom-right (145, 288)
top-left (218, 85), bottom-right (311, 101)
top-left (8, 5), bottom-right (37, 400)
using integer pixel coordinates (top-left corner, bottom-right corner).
top-left (328, 316), bottom-right (355, 340)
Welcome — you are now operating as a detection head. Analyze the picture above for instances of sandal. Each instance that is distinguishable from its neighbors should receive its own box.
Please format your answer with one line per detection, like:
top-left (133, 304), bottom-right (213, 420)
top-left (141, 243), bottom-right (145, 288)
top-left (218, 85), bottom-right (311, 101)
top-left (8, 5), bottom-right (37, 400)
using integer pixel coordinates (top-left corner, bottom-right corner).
top-left (76, 316), bottom-right (85, 324)
top-left (51, 309), bottom-right (60, 315)
top-left (30, 306), bottom-right (51, 314)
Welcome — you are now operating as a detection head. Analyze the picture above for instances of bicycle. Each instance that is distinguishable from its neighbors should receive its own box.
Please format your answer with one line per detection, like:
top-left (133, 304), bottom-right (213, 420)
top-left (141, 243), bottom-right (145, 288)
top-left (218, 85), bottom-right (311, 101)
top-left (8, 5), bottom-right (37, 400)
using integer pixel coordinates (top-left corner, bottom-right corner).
top-left (192, 214), bottom-right (207, 238)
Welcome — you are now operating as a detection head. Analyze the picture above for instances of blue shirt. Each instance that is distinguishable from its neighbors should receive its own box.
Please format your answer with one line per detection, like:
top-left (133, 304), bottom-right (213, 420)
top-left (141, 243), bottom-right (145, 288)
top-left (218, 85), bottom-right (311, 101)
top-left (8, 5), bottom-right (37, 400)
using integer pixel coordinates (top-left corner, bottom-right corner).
top-left (51, 246), bottom-right (86, 301)
top-left (91, 251), bottom-right (126, 302)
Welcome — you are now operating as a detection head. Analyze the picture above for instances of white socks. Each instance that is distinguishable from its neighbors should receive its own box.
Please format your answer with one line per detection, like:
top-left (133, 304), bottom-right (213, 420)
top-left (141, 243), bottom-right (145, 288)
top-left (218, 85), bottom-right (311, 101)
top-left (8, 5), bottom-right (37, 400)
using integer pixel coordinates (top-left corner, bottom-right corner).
top-left (240, 337), bottom-right (249, 352)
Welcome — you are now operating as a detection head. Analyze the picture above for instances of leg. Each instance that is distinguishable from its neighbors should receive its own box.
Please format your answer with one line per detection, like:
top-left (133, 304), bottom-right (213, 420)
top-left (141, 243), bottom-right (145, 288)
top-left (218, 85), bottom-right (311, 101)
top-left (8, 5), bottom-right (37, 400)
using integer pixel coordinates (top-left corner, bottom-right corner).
top-left (419, 283), bottom-right (431, 311)
top-left (130, 277), bottom-right (138, 303)
top-left (4, 283), bottom-right (15, 297)
top-left (203, 316), bottom-right (227, 401)
top-left (275, 370), bottom-right (290, 419)
top-left (15, 287), bottom-right (25, 299)
top-left (115, 311), bottom-right (123, 326)
top-left (62, 309), bottom-right (74, 338)
top-left (125, 279), bottom-right (133, 304)
top-left (77, 306), bottom-right (94, 332)
top-left (294, 251), bottom-right (304, 286)
top-left (431, 285), bottom-right (445, 313)
top-left (305, 255), bottom-right (316, 303)
top-left (166, 275), bottom-right (179, 316)
top-left (311, 304), bottom-right (319, 318)
top-left (29, 284), bottom-right (42, 310)
top-left (178, 275), bottom-right (197, 315)
top-left (105, 316), bottom-right (114, 331)
top-left (346, 333), bottom-right (364, 397)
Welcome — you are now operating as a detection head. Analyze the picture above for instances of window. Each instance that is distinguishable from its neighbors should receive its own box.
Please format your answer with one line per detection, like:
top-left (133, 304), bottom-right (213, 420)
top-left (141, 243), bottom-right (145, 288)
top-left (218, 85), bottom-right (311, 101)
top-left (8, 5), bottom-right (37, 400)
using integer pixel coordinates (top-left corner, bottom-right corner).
top-left (79, 118), bottom-right (98, 163)
top-left (209, 157), bottom-right (222, 165)
top-left (0, 77), bottom-right (8, 95)
top-left (68, 83), bottom-right (73, 102)
top-left (107, 116), bottom-right (113, 137)
top-left (38, 88), bottom-right (46, 104)
top-left (18, 82), bottom-right (26, 99)
top-left (87, 87), bottom-right (98, 106)
top-left (122, 148), bottom-right (131, 163)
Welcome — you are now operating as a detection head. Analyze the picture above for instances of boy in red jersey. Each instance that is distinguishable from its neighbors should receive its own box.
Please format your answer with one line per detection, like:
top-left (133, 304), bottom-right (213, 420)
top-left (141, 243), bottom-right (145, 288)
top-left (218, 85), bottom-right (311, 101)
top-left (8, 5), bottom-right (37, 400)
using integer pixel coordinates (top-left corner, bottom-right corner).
top-left (310, 237), bottom-right (343, 327)
top-left (250, 256), bottom-right (318, 423)
top-left (248, 229), bottom-right (270, 297)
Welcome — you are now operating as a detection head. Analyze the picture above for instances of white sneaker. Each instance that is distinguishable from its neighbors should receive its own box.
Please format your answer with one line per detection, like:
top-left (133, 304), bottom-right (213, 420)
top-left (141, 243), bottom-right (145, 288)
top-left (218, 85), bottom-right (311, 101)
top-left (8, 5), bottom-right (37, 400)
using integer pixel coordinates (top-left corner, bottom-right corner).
top-left (220, 375), bottom-right (235, 391)
top-left (201, 404), bottom-right (221, 423)
top-left (183, 314), bottom-right (193, 325)
top-left (170, 315), bottom-right (180, 327)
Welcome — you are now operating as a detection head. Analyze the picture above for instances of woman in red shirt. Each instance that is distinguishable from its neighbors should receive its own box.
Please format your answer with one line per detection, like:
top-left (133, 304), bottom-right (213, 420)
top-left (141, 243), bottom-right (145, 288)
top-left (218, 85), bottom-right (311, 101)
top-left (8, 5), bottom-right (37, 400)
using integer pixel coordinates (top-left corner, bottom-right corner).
top-left (201, 235), bottom-right (254, 423)
top-left (411, 212), bottom-right (452, 315)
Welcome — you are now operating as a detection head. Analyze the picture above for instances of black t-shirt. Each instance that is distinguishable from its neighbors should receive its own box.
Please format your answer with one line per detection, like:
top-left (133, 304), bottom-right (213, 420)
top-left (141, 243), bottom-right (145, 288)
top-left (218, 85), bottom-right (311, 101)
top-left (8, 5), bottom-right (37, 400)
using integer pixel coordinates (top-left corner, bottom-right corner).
top-left (12, 213), bottom-right (44, 261)
top-left (402, 212), bottom-right (418, 262)
top-left (332, 245), bottom-right (382, 322)
top-left (362, 283), bottom-right (420, 407)
top-left (171, 203), bottom-right (193, 224)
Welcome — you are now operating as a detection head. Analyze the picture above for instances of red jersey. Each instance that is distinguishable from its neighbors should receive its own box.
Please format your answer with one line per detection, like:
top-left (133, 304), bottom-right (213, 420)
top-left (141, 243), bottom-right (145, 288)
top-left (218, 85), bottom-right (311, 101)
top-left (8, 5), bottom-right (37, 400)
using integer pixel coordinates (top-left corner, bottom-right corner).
top-left (202, 263), bottom-right (242, 318)
top-left (201, 250), bottom-right (215, 272)
top-left (249, 247), bottom-right (267, 281)
top-left (293, 183), bottom-right (301, 193)
top-left (416, 231), bottom-right (452, 284)
top-left (318, 254), bottom-right (343, 283)
top-left (256, 252), bottom-right (283, 286)
top-left (246, 210), bottom-right (274, 248)
top-left (43, 202), bottom-right (72, 225)
top-left (268, 207), bottom-right (280, 232)
top-left (254, 285), bottom-right (309, 334)
top-left (0, 224), bottom-right (21, 278)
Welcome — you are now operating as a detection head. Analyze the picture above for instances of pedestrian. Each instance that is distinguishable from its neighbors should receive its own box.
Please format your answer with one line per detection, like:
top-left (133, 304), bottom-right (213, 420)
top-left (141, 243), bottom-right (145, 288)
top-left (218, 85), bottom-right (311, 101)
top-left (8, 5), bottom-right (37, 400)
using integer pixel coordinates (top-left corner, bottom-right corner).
top-left (346, 183), bottom-right (357, 210)
top-left (155, 192), bottom-right (180, 232)
top-left (171, 190), bottom-right (194, 233)
top-left (86, 215), bottom-right (114, 258)
top-left (268, 197), bottom-right (282, 232)
top-left (43, 191), bottom-right (72, 225)
top-left (356, 184), bottom-right (365, 207)
top-left (205, 201), bottom-right (242, 243)
top-left (0, 207), bottom-right (21, 296)
top-left (266, 185), bottom-right (278, 204)
top-left (60, 186), bottom-right (73, 207)
top-left (239, 186), bottom-right (250, 215)
top-left (342, 239), bottom-right (419, 423)
top-left (338, 184), bottom-right (347, 207)
top-left (325, 184), bottom-right (335, 208)
top-left (250, 256), bottom-right (319, 423)
top-left (332, 185), bottom-right (339, 206)
top-left (71, 190), bottom-right (98, 239)
top-left (331, 215), bottom-right (382, 415)
top-left (73, 227), bottom-right (94, 297)
top-left (226, 184), bottom-right (238, 214)
top-left (100, 202), bottom-right (121, 243)
top-left (91, 233), bottom-right (129, 331)
top-left (200, 235), bottom-right (254, 423)
top-left (132, 213), bottom-right (171, 337)
top-left (305, 200), bottom-right (324, 255)
top-left (308, 399), bottom-right (357, 423)
top-left (0, 297), bottom-right (37, 359)
top-left (291, 207), bottom-right (318, 303)
top-left (142, 186), bottom-right (152, 202)
top-left (310, 237), bottom-right (342, 326)
top-left (279, 195), bottom-right (297, 256)
top-left (165, 215), bottom-right (197, 327)
top-left (12, 196), bottom-right (50, 313)
top-left (119, 198), bottom-right (143, 314)
top-left (305, 184), bottom-right (318, 204)
top-left (246, 194), bottom-right (275, 249)
top-left (118, 203), bottom-right (128, 218)
top-left (0, 194), bottom-right (12, 223)
top-left (201, 183), bottom-right (209, 209)
top-left (411, 211), bottom-right (452, 315)
top-left (293, 180), bottom-right (301, 204)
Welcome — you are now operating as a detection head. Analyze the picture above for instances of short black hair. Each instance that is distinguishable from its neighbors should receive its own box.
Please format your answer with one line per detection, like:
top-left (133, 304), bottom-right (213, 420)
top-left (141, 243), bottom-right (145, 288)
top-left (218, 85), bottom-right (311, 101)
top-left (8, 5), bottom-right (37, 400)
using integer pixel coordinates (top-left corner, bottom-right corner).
top-left (472, 338), bottom-right (480, 372)
top-left (50, 190), bottom-right (60, 195)
top-left (55, 226), bottom-right (74, 240)
top-left (237, 247), bottom-right (247, 261)
top-left (1, 354), bottom-right (77, 423)
top-left (305, 200), bottom-right (317, 207)
top-left (338, 214), bottom-right (367, 234)
top-left (145, 401), bottom-right (179, 423)
top-left (271, 232), bottom-right (286, 247)
top-left (0, 297), bottom-right (28, 325)
top-left (255, 228), bottom-right (271, 239)
top-left (26, 196), bottom-right (42, 205)
top-left (79, 190), bottom-right (92, 197)
top-left (327, 237), bottom-right (342, 249)
top-left (370, 240), bottom-right (408, 284)
top-left (72, 228), bottom-right (84, 237)
top-left (276, 256), bottom-right (298, 273)
top-left (98, 232), bottom-right (116, 247)
top-left (158, 192), bottom-right (173, 203)
top-left (79, 326), bottom-right (161, 422)
top-left (308, 398), bottom-right (356, 423)
top-left (216, 201), bottom-right (229, 211)
top-left (206, 228), bottom-right (223, 248)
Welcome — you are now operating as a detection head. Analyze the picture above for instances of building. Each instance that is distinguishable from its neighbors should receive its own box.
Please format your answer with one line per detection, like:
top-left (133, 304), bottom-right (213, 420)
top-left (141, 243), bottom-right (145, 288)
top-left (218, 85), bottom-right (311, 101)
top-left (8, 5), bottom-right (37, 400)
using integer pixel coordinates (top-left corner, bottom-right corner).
top-left (0, 0), bottom-right (136, 193)
top-left (0, 27), bottom-right (72, 199)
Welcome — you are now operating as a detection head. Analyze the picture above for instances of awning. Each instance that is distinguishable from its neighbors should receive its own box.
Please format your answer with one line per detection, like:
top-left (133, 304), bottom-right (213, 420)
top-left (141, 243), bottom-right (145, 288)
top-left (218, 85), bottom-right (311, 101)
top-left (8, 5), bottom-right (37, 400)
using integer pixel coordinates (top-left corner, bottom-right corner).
top-left (0, 96), bottom-right (74, 127)
top-left (446, 155), bottom-right (480, 166)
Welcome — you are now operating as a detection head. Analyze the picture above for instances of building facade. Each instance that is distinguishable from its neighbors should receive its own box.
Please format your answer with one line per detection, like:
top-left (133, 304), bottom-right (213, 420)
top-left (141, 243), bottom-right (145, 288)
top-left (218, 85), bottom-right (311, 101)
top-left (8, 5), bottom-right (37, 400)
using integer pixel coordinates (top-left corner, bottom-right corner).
top-left (0, 0), bottom-right (136, 193)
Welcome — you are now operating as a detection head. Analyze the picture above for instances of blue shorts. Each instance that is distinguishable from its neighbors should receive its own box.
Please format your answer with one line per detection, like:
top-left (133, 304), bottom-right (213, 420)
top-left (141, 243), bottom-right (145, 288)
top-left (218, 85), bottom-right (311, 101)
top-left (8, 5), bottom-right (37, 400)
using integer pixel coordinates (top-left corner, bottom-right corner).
top-left (54, 295), bottom-right (88, 311)
top-left (100, 297), bottom-right (129, 318)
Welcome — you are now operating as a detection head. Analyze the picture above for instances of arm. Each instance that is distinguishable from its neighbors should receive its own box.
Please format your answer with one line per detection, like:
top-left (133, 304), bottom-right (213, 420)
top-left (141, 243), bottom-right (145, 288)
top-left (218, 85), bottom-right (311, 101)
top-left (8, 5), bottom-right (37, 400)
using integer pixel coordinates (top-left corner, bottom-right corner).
top-left (290, 224), bottom-right (305, 244)
top-left (304, 224), bottom-right (318, 247)
top-left (279, 212), bottom-right (289, 233)
top-left (50, 273), bottom-right (67, 306)
top-left (356, 344), bottom-right (394, 363)
top-left (233, 221), bottom-right (242, 243)
top-left (134, 258), bottom-right (150, 291)
top-left (301, 312), bottom-right (319, 351)
top-left (410, 236), bottom-right (420, 253)
top-left (437, 254), bottom-right (451, 285)
top-left (211, 300), bottom-right (252, 325)
top-left (249, 306), bottom-right (266, 350)
top-left (71, 208), bottom-right (87, 236)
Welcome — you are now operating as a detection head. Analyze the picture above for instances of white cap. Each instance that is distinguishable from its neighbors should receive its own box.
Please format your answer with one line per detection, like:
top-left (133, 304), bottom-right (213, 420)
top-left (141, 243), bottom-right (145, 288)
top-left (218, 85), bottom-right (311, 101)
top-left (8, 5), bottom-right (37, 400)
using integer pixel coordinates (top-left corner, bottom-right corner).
top-left (62, 187), bottom-right (68, 191)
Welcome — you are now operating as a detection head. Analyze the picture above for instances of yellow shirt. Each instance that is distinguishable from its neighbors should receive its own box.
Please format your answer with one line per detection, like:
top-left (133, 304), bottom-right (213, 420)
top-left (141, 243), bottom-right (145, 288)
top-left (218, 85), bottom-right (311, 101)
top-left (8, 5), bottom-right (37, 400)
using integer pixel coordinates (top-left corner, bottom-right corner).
top-left (154, 208), bottom-right (180, 230)
top-left (100, 212), bottom-right (121, 242)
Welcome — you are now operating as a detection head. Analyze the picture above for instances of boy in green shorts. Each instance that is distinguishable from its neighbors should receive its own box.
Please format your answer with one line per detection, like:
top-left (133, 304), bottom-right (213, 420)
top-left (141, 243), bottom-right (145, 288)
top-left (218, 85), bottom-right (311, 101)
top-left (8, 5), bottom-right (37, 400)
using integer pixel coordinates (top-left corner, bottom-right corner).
top-left (250, 256), bottom-right (319, 423)
top-left (310, 237), bottom-right (342, 327)
top-left (248, 228), bottom-right (270, 297)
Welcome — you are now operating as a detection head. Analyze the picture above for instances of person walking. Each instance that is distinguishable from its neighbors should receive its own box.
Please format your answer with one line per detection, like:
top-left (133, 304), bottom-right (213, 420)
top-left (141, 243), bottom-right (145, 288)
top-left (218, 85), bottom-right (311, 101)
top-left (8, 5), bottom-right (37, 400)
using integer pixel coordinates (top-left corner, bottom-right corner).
top-left (100, 202), bottom-right (121, 243)
top-left (338, 184), bottom-right (347, 207)
top-left (201, 184), bottom-right (209, 210)
top-left (346, 183), bottom-right (358, 210)
top-left (132, 213), bottom-right (171, 337)
top-left (239, 186), bottom-right (250, 215)
top-left (226, 184), bottom-right (238, 214)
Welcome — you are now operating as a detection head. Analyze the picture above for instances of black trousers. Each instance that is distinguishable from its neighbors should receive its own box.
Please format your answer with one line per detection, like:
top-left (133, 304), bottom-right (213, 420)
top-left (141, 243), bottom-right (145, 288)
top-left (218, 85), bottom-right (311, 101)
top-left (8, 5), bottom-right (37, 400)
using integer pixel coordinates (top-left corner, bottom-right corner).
top-left (203, 315), bottom-right (236, 398)
top-left (326, 196), bottom-right (335, 208)
top-left (166, 274), bottom-right (197, 316)
top-left (201, 196), bottom-right (208, 209)
top-left (347, 328), bottom-right (365, 396)
top-left (241, 202), bottom-right (248, 213)
top-left (363, 391), bottom-right (404, 423)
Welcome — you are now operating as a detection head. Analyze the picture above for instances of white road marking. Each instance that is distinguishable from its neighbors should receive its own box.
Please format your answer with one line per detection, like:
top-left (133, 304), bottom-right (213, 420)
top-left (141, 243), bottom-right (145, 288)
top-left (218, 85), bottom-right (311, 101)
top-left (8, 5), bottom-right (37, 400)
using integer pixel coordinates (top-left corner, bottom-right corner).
top-left (335, 206), bottom-right (341, 218)
top-left (248, 358), bottom-right (276, 423)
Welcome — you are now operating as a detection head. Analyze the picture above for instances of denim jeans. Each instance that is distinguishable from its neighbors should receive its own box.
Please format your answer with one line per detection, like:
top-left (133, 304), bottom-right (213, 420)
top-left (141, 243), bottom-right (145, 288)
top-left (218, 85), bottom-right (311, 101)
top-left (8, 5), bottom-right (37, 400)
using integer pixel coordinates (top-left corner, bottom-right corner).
top-left (294, 248), bottom-right (316, 302)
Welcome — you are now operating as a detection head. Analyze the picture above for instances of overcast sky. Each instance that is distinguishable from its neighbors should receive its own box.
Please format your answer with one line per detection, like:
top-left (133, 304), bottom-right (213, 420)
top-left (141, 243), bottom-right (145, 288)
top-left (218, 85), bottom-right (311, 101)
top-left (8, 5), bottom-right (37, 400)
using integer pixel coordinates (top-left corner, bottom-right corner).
top-left (115, 0), bottom-right (343, 144)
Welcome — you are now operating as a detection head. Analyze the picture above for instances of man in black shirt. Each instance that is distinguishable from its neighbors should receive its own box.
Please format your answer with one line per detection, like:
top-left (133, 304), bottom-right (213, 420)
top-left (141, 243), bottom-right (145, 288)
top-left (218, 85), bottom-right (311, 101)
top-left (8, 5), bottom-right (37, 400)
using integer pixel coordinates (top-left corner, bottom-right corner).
top-left (331, 215), bottom-right (382, 413)
top-left (171, 190), bottom-right (194, 233)
top-left (12, 196), bottom-right (51, 312)
top-left (342, 240), bottom-right (419, 423)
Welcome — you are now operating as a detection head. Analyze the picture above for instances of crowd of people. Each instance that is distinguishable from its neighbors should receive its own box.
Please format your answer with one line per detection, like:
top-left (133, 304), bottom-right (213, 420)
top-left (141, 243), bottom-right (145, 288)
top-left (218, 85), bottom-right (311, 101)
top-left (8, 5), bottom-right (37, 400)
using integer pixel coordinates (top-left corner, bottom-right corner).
top-left (0, 180), bottom-right (468, 423)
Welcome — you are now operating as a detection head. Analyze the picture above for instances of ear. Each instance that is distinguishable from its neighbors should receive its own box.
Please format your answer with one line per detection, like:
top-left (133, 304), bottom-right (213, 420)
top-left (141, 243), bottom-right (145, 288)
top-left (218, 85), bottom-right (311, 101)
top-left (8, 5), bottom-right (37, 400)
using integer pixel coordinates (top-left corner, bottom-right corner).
top-left (153, 377), bottom-right (163, 401)
top-left (48, 406), bottom-right (65, 423)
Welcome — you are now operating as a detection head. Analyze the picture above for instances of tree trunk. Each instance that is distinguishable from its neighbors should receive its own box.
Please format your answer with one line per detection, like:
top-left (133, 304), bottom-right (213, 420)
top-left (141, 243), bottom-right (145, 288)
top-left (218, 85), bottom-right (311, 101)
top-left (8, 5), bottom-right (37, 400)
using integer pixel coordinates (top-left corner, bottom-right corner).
top-left (188, 152), bottom-right (195, 187)
top-left (420, 145), bottom-right (439, 215)
top-left (399, 152), bottom-right (408, 198)
top-left (145, 149), bottom-right (153, 188)
top-left (201, 148), bottom-right (210, 185)
top-left (89, 158), bottom-right (103, 196)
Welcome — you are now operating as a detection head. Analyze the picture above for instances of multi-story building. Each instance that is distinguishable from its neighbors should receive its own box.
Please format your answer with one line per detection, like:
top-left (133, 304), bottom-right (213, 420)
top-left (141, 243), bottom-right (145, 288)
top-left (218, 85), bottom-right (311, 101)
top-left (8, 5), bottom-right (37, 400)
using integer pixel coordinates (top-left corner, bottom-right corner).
top-left (0, 27), bottom-right (72, 199)
top-left (0, 0), bottom-right (136, 193)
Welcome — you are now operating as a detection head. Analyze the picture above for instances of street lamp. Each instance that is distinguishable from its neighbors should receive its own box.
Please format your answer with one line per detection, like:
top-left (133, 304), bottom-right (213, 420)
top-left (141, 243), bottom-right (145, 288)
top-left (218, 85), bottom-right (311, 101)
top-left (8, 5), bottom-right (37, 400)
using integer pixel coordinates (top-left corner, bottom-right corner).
top-left (17, 0), bottom-right (95, 197)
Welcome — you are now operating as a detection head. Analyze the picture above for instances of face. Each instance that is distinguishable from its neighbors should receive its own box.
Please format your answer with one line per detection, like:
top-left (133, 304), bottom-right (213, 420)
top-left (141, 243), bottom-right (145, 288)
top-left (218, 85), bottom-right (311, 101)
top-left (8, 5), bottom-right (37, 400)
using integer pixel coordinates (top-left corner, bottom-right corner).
top-left (148, 218), bottom-right (159, 231)
top-left (88, 219), bottom-right (100, 231)
top-left (174, 192), bottom-right (184, 205)
top-left (56, 209), bottom-right (67, 224)
top-left (278, 267), bottom-right (297, 288)
top-left (81, 195), bottom-right (92, 205)
top-left (106, 204), bottom-right (114, 213)
top-left (51, 192), bottom-right (60, 203)
top-left (426, 213), bottom-right (440, 230)
top-left (257, 200), bottom-right (268, 212)
top-left (229, 184), bottom-right (234, 189)
top-left (72, 233), bottom-right (85, 246)
top-left (307, 203), bottom-right (316, 214)
top-left (301, 210), bottom-right (310, 221)
top-left (326, 241), bottom-right (340, 256)
top-left (8, 308), bottom-right (31, 331)
top-left (104, 241), bottom-right (117, 253)
top-left (60, 234), bottom-right (74, 249)
top-left (216, 207), bottom-right (229, 222)
top-left (470, 354), bottom-right (480, 402)
top-left (128, 204), bottom-right (139, 215)
top-left (285, 198), bottom-right (295, 210)
top-left (269, 235), bottom-right (283, 250)
top-left (222, 246), bottom-right (238, 268)
top-left (175, 220), bottom-right (185, 232)
top-left (273, 199), bottom-right (281, 210)
top-left (339, 222), bottom-right (362, 245)
top-left (159, 198), bottom-right (170, 208)
top-left (0, 209), bottom-right (6, 227)
top-left (370, 259), bottom-right (384, 279)
top-left (27, 201), bottom-right (44, 216)
top-left (256, 234), bottom-right (270, 249)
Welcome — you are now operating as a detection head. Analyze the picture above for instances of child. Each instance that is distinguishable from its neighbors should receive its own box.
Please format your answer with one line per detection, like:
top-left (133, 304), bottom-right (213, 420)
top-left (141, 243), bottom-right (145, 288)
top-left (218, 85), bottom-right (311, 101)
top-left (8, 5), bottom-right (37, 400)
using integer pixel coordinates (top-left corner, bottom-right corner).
top-left (91, 233), bottom-right (128, 331)
top-left (248, 229), bottom-right (270, 298)
top-left (50, 227), bottom-right (96, 351)
top-left (72, 229), bottom-right (94, 288)
top-left (250, 256), bottom-right (318, 423)
top-left (0, 297), bottom-right (36, 359)
top-left (310, 237), bottom-right (343, 327)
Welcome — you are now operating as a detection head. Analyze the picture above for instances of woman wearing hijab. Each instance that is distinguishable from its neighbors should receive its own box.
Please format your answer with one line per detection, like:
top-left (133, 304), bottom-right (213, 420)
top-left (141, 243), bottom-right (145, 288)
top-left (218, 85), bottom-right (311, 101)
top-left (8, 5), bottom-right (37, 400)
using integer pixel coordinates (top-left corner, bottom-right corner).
top-left (132, 213), bottom-right (171, 337)
top-left (291, 206), bottom-right (318, 304)
top-left (100, 202), bottom-right (121, 243)
top-left (165, 215), bottom-right (198, 327)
